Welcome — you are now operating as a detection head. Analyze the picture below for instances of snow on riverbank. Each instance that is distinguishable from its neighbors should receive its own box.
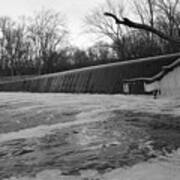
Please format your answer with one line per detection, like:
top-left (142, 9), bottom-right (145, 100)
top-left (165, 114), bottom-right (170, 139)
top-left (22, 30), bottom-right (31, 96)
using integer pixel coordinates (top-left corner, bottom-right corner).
top-left (104, 149), bottom-right (180, 180)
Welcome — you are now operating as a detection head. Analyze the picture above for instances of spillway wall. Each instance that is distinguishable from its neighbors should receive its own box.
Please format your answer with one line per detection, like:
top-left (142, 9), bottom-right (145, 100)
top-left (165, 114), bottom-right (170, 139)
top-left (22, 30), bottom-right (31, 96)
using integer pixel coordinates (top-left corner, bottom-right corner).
top-left (0, 53), bottom-right (180, 93)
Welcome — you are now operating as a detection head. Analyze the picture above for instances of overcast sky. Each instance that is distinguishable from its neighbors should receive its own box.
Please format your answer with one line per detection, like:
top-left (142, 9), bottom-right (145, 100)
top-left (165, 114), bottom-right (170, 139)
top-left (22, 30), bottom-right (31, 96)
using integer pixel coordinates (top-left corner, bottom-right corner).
top-left (0, 0), bottom-right (110, 48)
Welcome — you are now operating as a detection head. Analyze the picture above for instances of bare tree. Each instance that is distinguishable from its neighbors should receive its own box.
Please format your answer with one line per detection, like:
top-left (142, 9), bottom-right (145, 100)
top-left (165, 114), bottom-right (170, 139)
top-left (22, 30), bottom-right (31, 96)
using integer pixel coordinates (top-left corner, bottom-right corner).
top-left (132, 0), bottom-right (156, 42)
top-left (104, 0), bottom-right (180, 46)
top-left (87, 41), bottom-right (116, 62)
top-left (84, 0), bottom-right (129, 59)
top-left (0, 17), bottom-right (29, 76)
top-left (133, 0), bottom-right (156, 27)
top-left (156, 0), bottom-right (180, 36)
top-left (28, 9), bottom-right (68, 74)
top-left (85, 1), bottom-right (125, 41)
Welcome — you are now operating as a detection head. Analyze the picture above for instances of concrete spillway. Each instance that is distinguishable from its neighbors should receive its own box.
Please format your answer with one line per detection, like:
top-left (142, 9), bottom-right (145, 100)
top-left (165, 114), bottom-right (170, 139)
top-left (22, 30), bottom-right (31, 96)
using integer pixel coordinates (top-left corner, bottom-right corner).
top-left (0, 53), bottom-right (180, 93)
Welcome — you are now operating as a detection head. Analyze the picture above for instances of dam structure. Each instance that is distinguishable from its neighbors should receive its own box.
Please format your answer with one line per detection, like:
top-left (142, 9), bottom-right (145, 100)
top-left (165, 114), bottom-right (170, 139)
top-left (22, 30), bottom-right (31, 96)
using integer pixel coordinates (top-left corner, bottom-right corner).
top-left (0, 53), bottom-right (180, 94)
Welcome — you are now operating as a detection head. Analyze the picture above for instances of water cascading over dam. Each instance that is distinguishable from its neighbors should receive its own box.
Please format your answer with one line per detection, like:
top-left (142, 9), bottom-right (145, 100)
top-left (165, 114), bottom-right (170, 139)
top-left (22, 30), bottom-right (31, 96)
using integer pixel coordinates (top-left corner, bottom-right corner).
top-left (0, 53), bottom-right (180, 94)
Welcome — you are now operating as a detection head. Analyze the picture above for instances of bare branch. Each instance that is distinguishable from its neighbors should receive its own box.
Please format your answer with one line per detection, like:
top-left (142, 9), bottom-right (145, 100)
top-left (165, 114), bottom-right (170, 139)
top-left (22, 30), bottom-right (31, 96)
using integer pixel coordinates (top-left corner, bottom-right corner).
top-left (104, 12), bottom-right (180, 45)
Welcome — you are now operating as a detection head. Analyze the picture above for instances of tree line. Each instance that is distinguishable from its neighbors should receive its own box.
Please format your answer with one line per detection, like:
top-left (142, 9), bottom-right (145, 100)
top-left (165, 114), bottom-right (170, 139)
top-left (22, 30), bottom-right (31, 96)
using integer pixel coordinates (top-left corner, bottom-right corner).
top-left (0, 8), bottom-right (117, 76)
top-left (0, 0), bottom-right (180, 76)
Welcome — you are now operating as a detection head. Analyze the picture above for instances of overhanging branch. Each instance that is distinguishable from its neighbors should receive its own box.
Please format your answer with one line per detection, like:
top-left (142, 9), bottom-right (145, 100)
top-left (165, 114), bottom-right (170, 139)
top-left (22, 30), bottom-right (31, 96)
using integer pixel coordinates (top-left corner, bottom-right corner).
top-left (104, 12), bottom-right (180, 45)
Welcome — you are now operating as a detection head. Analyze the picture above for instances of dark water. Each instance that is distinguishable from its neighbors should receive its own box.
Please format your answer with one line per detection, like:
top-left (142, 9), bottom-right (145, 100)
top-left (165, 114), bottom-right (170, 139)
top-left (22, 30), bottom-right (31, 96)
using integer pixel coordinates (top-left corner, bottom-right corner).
top-left (1, 110), bottom-right (180, 179)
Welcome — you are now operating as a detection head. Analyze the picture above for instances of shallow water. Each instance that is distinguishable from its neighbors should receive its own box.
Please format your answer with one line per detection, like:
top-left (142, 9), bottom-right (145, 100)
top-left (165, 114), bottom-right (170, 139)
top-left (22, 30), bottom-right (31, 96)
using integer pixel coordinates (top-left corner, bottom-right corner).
top-left (0, 93), bottom-right (180, 180)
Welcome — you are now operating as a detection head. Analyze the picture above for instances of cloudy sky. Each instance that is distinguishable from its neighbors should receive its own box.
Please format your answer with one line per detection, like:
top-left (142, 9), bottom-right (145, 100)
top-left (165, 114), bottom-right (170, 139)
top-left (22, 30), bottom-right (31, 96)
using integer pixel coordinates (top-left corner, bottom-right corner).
top-left (0, 0), bottom-right (110, 48)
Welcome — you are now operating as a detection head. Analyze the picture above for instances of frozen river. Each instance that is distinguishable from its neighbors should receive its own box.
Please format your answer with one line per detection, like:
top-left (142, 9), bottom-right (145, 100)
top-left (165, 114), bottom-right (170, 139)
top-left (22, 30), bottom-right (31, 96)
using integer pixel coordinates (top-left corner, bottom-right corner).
top-left (0, 93), bottom-right (180, 180)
